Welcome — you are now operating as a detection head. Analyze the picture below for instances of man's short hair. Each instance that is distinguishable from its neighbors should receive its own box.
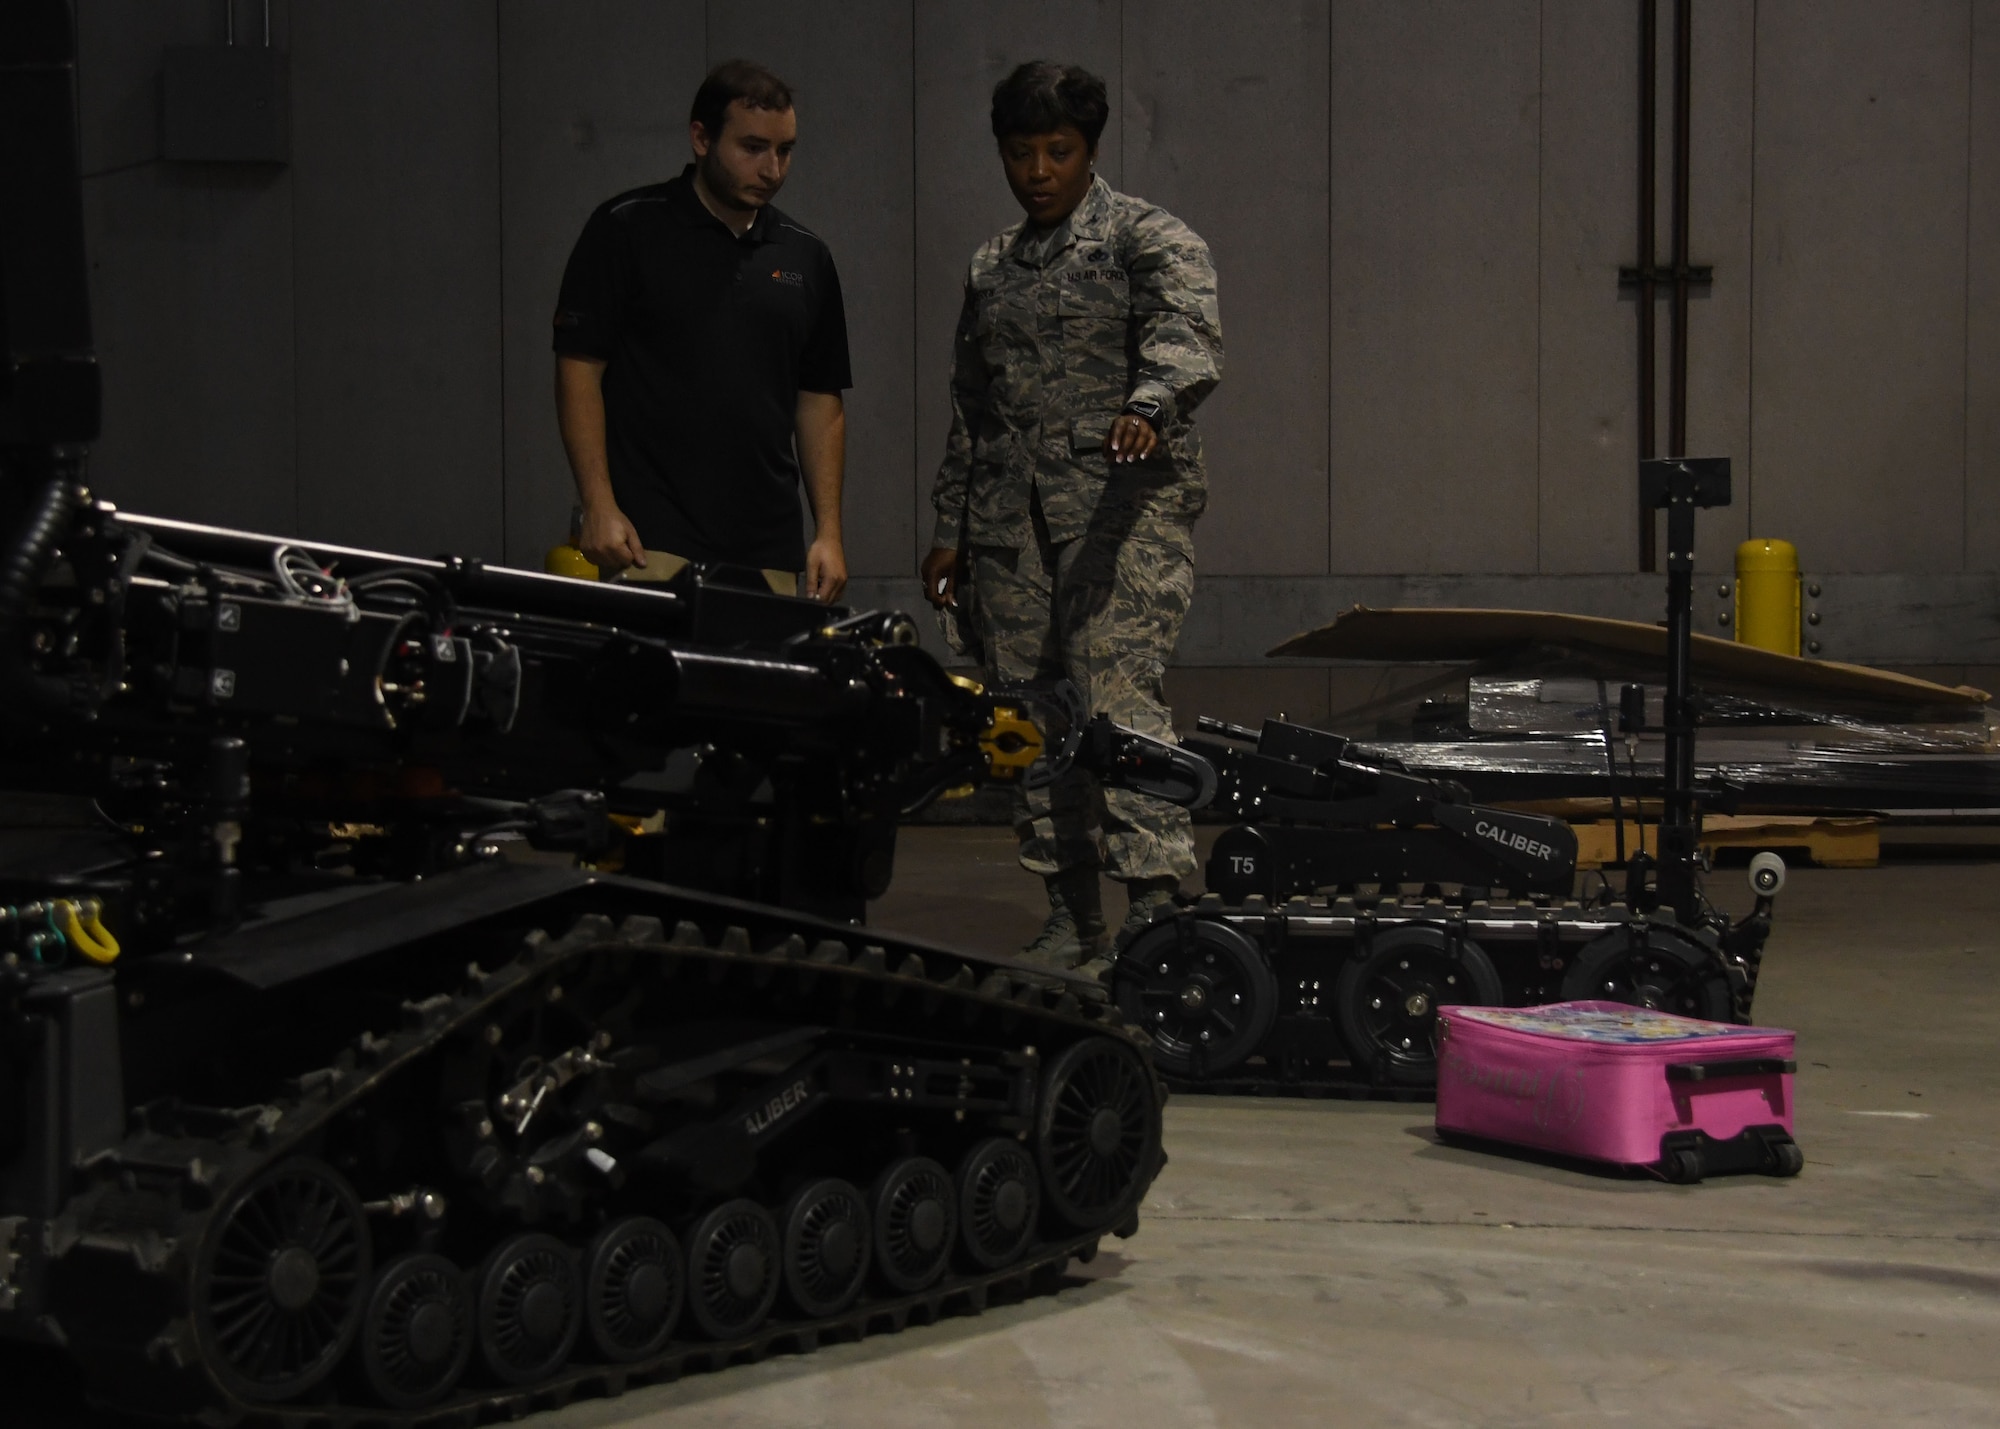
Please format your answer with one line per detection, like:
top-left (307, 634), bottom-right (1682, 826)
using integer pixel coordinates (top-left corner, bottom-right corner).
top-left (690, 59), bottom-right (793, 142)
top-left (990, 62), bottom-right (1109, 147)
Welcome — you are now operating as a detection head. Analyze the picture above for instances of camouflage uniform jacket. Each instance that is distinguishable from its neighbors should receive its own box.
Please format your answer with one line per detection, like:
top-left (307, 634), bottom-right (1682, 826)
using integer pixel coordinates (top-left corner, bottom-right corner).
top-left (930, 176), bottom-right (1222, 552)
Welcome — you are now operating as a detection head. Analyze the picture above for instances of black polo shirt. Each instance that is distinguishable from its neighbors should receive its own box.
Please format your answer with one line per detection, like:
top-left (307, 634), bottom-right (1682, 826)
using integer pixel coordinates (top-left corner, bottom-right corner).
top-left (553, 167), bottom-right (850, 570)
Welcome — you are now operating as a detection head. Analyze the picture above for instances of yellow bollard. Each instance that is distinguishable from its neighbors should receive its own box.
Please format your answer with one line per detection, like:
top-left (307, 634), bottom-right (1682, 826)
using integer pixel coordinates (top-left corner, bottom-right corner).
top-left (544, 544), bottom-right (599, 580)
top-left (545, 505), bottom-right (599, 581)
top-left (1734, 538), bottom-right (1800, 656)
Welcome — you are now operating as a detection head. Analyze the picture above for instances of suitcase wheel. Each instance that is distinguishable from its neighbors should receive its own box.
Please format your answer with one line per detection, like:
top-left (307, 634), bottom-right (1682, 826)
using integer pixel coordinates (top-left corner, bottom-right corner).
top-left (1659, 1127), bottom-right (1800, 1182)
top-left (1660, 1146), bottom-right (1705, 1184)
top-left (1765, 1138), bottom-right (1805, 1178)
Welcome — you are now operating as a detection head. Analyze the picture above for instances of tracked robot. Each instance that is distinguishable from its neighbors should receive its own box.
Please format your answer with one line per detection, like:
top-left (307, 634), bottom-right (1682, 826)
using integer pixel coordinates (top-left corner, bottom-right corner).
top-left (1121, 457), bottom-right (1788, 1093)
top-left (0, 11), bottom-right (1216, 1422)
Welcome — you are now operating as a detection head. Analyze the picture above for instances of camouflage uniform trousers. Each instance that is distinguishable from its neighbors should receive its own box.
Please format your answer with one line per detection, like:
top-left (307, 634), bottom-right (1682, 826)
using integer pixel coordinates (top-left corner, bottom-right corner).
top-left (971, 501), bottom-right (1196, 885)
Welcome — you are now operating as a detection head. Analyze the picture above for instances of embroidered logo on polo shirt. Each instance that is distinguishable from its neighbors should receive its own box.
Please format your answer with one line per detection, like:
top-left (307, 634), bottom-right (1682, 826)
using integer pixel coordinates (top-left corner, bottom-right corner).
top-left (770, 269), bottom-right (804, 287)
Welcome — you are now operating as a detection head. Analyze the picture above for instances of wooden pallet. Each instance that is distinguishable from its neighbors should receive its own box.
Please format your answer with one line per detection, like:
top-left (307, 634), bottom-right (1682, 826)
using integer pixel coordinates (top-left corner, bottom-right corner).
top-left (1571, 814), bottom-right (1879, 869)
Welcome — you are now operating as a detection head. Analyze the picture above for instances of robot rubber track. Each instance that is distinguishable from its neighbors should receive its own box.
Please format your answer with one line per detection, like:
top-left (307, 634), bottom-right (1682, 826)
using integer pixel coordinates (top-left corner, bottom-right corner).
top-left (30, 877), bottom-right (1165, 1425)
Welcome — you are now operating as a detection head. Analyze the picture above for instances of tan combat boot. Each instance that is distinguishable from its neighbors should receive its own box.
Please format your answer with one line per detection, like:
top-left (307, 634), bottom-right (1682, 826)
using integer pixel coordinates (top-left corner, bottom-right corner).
top-left (1017, 868), bottom-right (1109, 971)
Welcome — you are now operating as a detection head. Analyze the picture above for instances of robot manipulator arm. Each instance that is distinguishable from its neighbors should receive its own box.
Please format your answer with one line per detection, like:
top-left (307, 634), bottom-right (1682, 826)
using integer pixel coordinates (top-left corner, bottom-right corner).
top-left (990, 681), bottom-right (1216, 810)
top-left (1073, 715), bottom-right (1216, 809)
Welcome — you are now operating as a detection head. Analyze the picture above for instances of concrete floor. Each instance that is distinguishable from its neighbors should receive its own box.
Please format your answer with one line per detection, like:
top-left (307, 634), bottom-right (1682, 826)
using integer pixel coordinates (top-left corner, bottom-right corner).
top-left (539, 830), bottom-right (2000, 1428)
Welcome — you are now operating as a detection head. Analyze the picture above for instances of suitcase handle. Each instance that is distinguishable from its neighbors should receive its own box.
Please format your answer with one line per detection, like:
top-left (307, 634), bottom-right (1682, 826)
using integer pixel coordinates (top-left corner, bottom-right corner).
top-left (1666, 1058), bottom-right (1796, 1083)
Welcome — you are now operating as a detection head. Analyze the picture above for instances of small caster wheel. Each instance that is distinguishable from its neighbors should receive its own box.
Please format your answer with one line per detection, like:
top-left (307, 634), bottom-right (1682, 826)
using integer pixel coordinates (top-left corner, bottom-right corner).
top-left (357, 1253), bottom-right (472, 1409)
top-left (1766, 1139), bottom-right (1805, 1178)
top-left (956, 1138), bottom-right (1039, 1270)
top-left (780, 1178), bottom-right (870, 1317)
top-left (685, 1199), bottom-right (780, 1339)
top-left (1660, 1147), bottom-right (1704, 1184)
top-left (871, 1156), bottom-right (955, 1293)
top-left (584, 1216), bottom-right (683, 1362)
top-left (476, 1233), bottom-right (581, 1385)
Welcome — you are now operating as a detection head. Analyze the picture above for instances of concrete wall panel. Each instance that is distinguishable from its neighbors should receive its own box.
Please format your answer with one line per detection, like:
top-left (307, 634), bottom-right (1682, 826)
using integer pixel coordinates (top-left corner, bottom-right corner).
top-left (61, 2), bottom-right (2000, 663)
top-left (1125, 0), bottom-right (1330, 577)
top-left (707, 2), bottom-right (916, 579)
top-left (1749, 0), bottom-right (1971, 573)
top-left (1970, 0), bottom-right (2000, 569)
top-left (1329, 0), bottom-right (1541, 575)
top-left (77, 1), bottom-right (298, 534)
top-left (1682, 0), bottom-right (1756, 571)
top-left (83, 168), bottom-right (300, 535)
top-left (74, 0), bottom-right (218, 174)
top-left (497, 1), bottom-right (706, 565)
top-left (1536, 0), bottom-right (1638, 575)
top-left (912, 0), bottom-right (1125, 570)
top-left (291, 1), bottom-right (503, 559)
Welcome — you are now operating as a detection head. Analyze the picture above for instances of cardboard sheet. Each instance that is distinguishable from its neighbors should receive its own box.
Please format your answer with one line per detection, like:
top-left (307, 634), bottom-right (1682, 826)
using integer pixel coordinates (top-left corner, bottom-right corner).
top-left (1269, 606), bottom-right (1989, 709)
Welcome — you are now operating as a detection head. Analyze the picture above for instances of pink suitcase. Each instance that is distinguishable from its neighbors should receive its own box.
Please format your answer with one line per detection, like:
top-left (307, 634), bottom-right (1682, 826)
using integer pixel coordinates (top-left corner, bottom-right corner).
top-left (1434, 1001), bottom-right (1801, 1182)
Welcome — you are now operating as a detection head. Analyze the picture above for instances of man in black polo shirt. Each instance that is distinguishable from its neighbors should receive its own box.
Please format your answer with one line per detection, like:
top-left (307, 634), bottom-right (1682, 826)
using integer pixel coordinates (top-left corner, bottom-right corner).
top-left (553, 60), bottom-right (850, 599)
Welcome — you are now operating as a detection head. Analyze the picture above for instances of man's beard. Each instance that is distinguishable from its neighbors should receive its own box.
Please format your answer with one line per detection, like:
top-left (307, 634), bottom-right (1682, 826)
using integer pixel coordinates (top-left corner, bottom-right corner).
top-left (698, 152), bottom-right (768, 213)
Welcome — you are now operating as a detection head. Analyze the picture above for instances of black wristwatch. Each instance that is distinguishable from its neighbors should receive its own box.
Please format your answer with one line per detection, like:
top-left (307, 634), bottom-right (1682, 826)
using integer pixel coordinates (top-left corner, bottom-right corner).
top-left (1121, 397), bottom-right (1164, 433)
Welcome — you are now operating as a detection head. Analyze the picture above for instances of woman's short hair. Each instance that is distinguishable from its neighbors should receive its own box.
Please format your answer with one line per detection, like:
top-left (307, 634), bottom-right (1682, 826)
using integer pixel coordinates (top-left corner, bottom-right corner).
top-left (690, 59), bottom-right (793, 142)
top-left (990, 61), bottom-right (1109, 147)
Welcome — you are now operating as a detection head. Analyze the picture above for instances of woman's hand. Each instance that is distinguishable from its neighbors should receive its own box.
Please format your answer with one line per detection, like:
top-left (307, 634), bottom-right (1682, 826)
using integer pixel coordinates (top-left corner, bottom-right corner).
top-left (1106, 413), bottom-right (1159, 464)
top-left (920, 546), bottom-right (962, 608)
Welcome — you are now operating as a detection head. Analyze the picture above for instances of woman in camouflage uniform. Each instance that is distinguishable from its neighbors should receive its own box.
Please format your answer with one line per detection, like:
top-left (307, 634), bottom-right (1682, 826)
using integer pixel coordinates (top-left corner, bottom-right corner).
top-left (921, 62), bottom-right (1223, 973)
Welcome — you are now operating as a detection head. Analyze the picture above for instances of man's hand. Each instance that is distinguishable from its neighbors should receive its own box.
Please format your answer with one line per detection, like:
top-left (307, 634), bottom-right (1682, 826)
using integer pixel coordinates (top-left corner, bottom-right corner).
top-left (556, 356), bottom-right (647, 573)
top-left (1107, 413), bottom-right (1160, 464)
top-left (795, 390), bottom-right (847, 602)
top-left (920, 546), bottom-right (962, 609)
top-left (805, 535), bottom-right (847, 602)
top-left (579, 502), bottom-right (646, 575)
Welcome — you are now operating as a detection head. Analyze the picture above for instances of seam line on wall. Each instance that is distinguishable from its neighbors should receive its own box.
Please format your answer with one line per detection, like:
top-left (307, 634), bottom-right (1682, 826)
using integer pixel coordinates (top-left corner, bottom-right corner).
top-left (287, 0), bottom-right (299, 538)
top-left (1966, 0), bottom-right (1976, 571)
top-left (1745, 0), bottom-right (1758, 538)
top-left (1535, 0), bottom-right (1544, 575)
top-left (1320, 0), bottom-right (1336, 700)
top-left (494, 0), bottom-right (507, 562)
top-left (912, 0), bottom-right (920, 575)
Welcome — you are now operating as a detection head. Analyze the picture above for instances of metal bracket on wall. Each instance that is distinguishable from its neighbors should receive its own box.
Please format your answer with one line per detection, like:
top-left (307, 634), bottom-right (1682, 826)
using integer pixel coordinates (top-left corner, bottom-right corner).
top-left (162, 0), bottom-right (287, 165)
top-left (1620, 264), bottom-right (1713, 288)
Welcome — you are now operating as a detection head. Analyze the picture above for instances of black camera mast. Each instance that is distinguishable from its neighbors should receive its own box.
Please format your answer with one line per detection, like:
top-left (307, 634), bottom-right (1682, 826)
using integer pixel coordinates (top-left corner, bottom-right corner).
top-left (1639, 455), bottom-right (1731, 925)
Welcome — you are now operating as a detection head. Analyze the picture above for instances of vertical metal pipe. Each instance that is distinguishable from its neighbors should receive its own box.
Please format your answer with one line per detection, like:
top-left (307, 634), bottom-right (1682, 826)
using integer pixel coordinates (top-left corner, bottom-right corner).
top-left (1669, 0), bottom-right (1693, 458)
top-left (1659, 488), bottom-right (1698, 923)
top-left (1638, 0), bottom-right (1659, 570)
